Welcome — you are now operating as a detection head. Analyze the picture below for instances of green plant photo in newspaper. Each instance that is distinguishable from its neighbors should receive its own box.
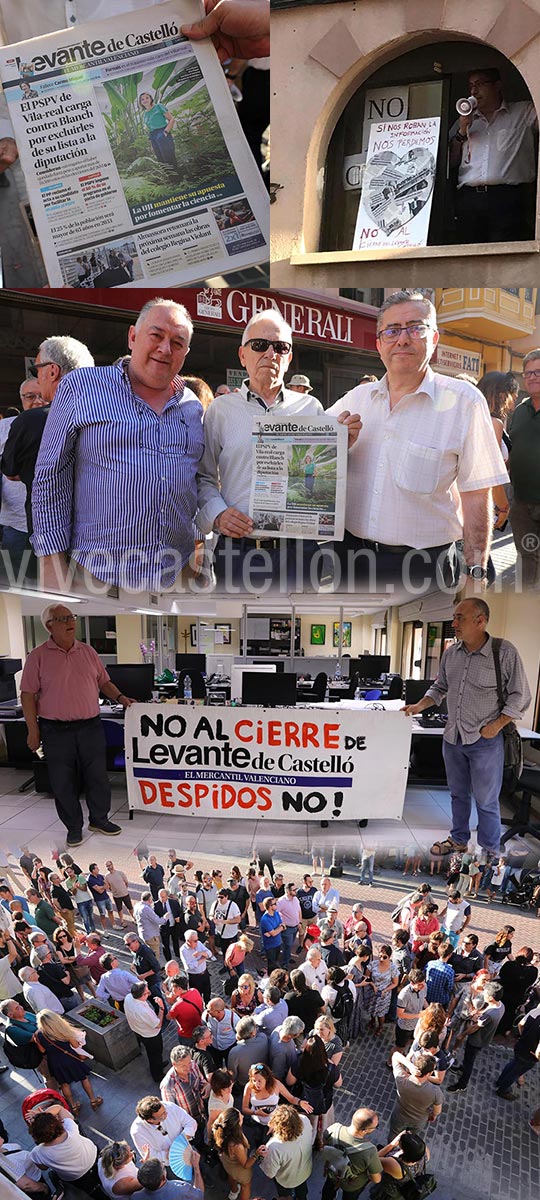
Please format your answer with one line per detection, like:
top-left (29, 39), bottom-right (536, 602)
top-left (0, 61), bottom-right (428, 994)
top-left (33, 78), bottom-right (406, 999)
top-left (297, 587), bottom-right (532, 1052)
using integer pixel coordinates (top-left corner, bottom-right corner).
top-left (97, 57), bottom-right (238, 222)
top-left (286, 443), bottom-right (338, 509)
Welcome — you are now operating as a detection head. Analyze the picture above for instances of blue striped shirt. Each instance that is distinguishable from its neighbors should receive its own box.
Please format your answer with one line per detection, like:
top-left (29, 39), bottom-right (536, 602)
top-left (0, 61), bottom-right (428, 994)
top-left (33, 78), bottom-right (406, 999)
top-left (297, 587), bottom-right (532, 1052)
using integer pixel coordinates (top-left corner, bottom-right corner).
top-left (31, 363), bottom-right (204, 590)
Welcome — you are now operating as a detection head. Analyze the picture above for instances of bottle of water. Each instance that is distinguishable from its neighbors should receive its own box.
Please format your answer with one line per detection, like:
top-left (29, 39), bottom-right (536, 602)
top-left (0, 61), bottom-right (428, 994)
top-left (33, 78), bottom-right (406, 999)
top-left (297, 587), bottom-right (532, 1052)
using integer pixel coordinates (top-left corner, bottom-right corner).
top-left (334, 661), bottom-right (342, 682)
top-left (183, 675), bottom-right (192, 701)
top-left (354, 685), bottom-right (362, 700)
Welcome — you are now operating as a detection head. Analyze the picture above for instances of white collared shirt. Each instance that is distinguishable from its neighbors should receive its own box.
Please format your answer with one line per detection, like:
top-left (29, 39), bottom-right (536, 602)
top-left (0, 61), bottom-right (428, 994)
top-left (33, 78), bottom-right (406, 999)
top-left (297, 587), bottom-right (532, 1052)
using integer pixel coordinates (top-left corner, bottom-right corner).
top-left (450, 101), bottom-right (538, 187)
top-left (123, 994), bottom-right (161, 1038)
top-left (196, 382), bottom-right (324, 533)
top-left (328, 367), bottom-right (508, 548)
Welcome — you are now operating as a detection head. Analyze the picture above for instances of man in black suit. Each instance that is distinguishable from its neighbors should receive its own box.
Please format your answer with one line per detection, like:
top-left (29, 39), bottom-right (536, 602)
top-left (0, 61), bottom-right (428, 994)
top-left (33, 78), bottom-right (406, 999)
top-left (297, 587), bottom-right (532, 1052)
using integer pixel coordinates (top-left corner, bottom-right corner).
top-left (154, 888), bottom-right (183, 960)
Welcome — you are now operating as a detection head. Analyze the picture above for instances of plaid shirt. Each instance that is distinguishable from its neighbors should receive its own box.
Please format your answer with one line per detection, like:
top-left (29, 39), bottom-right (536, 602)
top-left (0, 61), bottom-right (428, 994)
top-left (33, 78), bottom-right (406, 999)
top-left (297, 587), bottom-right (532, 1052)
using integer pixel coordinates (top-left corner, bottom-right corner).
top-left (160, 1062), bottom-right (205, 1122)
top-left (426, 635), bottom-right (531, 745)
top-left (425, 959), bottom-right (455, 1007)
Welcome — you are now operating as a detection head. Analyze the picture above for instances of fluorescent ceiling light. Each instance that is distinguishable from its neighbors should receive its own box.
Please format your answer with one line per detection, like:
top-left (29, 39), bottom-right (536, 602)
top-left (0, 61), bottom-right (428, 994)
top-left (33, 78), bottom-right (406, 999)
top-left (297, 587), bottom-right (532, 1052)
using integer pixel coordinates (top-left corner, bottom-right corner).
top-left (9, 589), bottom-right (83, 603)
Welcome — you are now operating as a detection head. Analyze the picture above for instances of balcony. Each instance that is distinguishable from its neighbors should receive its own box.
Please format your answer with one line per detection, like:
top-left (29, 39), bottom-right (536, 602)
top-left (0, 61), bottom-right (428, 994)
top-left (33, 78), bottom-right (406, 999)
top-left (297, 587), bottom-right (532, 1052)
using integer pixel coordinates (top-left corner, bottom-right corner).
top-left (436, 288), bottom-right (537, 340)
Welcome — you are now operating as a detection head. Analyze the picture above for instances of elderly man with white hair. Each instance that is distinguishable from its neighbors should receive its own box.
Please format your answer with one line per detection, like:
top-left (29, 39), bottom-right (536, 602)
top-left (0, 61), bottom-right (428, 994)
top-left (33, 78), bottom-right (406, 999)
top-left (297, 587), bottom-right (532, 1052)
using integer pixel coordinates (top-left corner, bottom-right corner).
top-left (299, 944), bottom-right (328, 993)
top-left (196, 307), bottom-right (361, 589)
top-left (180, 930), bottom-right (213, 1004)
top-left (19, 604), bottom-right (136, 847)
top-left (29, 297), bottom-right (203, 593)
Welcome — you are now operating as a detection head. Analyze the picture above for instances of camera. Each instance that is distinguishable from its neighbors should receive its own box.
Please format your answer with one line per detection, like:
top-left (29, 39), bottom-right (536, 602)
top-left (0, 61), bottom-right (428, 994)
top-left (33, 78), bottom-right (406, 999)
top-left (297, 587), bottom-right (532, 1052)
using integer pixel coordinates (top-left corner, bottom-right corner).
top-left (456, 96), bottom-right (478, 117)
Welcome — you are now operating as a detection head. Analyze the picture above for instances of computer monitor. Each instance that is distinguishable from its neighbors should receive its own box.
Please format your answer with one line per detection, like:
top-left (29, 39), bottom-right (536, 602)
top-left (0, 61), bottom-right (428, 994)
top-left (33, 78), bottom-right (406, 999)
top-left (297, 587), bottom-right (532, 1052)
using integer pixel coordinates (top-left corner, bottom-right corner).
top-left (242, 672), bottom-right (297, 707)
top-left (404, 678), bottom-right (432, 704)
top-left (231, 663), bottom-right (276, 701)
top-left (175, 654), bottom-right (207, 674)
top-left (106, 664), bottom-right (155, 702)
top-left (257, 659), bottom-right (285, 672)
top-left (351, 655), bottom-right (391, 682)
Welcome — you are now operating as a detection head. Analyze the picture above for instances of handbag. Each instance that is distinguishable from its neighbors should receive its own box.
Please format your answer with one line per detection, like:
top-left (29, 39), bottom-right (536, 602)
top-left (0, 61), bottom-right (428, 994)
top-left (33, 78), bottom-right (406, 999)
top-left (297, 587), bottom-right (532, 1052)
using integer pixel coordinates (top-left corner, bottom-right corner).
top-left (492, 639), bottom-right (523, 781)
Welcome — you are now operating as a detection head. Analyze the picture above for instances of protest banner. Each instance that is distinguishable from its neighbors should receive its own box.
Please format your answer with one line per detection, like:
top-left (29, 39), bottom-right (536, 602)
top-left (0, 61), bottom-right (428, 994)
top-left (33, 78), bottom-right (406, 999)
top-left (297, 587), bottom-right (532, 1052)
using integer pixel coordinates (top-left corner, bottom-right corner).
top-left (0, 1), bottom-right (269, 287)
top-left (125, 704), bottom-right (412, 821)
top-left (248, 415), bottom-right (347, 541)
top-left (353, 117), bottom-right (440, 250)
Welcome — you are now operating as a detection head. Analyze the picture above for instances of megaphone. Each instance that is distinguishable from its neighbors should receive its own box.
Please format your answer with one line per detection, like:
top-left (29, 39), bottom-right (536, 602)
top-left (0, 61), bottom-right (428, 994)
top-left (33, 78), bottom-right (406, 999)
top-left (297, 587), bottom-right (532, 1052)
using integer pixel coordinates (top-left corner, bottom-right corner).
top-left (456, 96), bottom-right (478, 117)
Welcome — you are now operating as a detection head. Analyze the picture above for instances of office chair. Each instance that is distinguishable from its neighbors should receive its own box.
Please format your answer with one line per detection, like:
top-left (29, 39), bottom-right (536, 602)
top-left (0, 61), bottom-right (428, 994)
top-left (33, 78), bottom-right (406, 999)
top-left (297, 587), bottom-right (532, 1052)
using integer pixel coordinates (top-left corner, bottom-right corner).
top-left (102, 720), bottom-right (126, 771)
top-left (311, 672), bottom-right (328, 701)
top-left (385, 675), bottom-right (403, 700)
top-left (501, 766), bottom-right (540, 846)
top-left (176, 669), bottom-right (207, 699)
top-left (364, 689), bottom-right (382, 701)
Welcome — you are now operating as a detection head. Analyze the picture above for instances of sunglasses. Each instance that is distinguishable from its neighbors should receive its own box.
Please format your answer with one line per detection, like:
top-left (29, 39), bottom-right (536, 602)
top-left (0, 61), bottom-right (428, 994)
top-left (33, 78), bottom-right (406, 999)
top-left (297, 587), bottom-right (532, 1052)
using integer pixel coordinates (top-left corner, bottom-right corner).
top-left (252, 1064), bottom-right (266, 1071)
top-left (243, 338), bottom-right (291, 356)
top-left (29, 361), bottom-right (56, 376)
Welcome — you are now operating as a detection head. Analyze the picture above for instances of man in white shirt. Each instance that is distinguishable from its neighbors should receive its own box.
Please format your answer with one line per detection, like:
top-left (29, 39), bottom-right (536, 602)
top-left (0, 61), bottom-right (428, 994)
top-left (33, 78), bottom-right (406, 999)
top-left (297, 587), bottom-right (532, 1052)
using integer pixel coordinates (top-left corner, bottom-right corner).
top-left (123, 981), bottom-right (165, 1083)
top-left (18, 965), bottom-right (63, 1014)
top-left (131, 1096), bottom-right (197, 1166)
top-left (299, 945), bottom-right (328, 993)
top-left (196, 308), bottom-right (360, 589)
top-left (328, 289), bottom-right (508, 592)
top-left (203, 997), bottom-right (240, 1066)
top-left (449, 68), bottom-right (537, 243)
top-left (180, 930), bottom-right (213, 1004)
top-left (312, 876), bottom-right (340, 917)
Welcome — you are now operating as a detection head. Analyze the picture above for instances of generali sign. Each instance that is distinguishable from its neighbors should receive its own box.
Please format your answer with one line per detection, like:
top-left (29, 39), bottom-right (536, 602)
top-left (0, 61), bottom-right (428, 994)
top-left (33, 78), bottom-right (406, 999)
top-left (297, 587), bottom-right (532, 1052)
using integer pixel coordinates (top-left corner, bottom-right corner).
top-left (23, 288), bottom-right (377, 352)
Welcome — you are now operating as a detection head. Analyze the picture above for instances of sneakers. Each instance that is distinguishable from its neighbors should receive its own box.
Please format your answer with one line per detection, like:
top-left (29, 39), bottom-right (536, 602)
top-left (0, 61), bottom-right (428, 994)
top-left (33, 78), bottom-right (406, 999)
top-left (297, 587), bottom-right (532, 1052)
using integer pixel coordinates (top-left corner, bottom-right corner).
top-left (496, 1089), bottom-right (517, 1101)
top-left (88, 820), bottom-right (121, 836)
top-left (447, 1082), bottom-right (467, 1092)
top-left (66, 831), bottom-right (83, 847)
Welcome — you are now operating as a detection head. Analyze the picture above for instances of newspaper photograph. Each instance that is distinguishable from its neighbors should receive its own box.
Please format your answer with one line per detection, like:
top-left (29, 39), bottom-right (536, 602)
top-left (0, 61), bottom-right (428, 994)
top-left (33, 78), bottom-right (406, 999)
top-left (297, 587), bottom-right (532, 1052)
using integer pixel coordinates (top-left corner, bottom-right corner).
top-left (249, 416), bottom-right (348, 541)
top-left (0, 1), bottom-right (269, 287)
top-left (353, 117), bottom-right (440, 251)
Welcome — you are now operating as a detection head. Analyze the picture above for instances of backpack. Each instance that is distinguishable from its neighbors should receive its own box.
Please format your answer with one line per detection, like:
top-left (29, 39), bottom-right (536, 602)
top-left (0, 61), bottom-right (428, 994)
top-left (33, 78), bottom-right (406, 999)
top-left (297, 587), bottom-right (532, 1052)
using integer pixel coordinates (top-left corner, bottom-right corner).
top-left (331, 982), bottom-right (354, 1023)
top-left (492, 639), bottom-right (523, 790)
top-left (371, 1157), bottom-right (437, 1200)
top-left (2, 1033), bottom-right (43, 1071)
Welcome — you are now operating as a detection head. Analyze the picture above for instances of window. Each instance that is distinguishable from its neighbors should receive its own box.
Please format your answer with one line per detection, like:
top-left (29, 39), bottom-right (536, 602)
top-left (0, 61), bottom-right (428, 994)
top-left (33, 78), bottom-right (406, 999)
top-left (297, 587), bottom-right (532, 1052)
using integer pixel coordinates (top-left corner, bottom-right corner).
top-left (320, 42), bottom-right (536, 255)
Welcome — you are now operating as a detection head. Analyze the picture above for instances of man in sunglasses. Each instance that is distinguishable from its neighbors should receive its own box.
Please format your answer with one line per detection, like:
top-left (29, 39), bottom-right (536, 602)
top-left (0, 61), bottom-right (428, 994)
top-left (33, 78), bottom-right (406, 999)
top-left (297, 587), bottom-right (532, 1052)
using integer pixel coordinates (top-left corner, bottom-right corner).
top-left (19, 603), bottom-right (136, 846)
top-left (328, 288), bottom-right (508, 592)
top-left (1, 337), bottom-right (93, 577)
top-left (196, 308), bottom-right (361, 589)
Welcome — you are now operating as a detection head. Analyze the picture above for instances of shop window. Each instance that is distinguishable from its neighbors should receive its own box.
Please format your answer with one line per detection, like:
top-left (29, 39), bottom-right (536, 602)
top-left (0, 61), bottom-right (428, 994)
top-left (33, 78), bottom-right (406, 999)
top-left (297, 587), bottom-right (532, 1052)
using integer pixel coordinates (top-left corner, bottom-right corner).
top-left (320, 42), bottom-right (537, 255)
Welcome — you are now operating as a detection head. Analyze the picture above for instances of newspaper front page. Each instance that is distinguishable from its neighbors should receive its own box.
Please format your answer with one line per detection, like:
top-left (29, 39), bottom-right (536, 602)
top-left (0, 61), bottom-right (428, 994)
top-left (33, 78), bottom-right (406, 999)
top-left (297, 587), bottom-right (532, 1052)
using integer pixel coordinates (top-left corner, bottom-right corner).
top-left (0, 1), bottom-right (269, 286)
top-left (249, 415), bottom-right (347, 541)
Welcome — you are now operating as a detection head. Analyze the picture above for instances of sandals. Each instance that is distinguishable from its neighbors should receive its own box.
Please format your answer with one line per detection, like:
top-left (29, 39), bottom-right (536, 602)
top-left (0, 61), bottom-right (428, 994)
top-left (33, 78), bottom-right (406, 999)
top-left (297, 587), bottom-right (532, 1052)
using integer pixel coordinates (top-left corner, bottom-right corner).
top-left (71, 1101), bottom-right (81, 1116)
top-left (430, 838), bottom-right (468, 857)
top-left (90, 1096), bottom-right (103, 1109)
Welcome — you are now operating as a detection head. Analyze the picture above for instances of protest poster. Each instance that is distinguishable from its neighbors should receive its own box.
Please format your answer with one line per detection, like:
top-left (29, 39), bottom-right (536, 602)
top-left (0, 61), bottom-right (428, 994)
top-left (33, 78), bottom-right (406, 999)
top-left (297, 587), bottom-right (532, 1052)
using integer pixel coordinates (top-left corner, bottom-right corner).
top-left (0, 1), bottom-right (269, 287)
top-left (248, 415), bottom-right (347, 541)
top-left (125, 704), bottom-right (412, 821)
top-left (353, 117), bottom-right (440, 250)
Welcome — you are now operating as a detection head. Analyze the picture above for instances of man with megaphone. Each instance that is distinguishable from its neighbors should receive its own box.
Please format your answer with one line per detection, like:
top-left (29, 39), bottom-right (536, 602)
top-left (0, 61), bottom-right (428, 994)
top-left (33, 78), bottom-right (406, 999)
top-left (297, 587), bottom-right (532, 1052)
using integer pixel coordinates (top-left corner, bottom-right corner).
top-left (449, 67), bottom-right (537, 244)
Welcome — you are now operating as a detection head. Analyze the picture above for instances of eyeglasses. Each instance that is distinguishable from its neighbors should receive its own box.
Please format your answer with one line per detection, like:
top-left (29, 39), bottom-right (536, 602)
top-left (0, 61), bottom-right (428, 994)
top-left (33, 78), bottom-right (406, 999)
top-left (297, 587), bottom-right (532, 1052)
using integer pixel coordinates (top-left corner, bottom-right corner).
top-left (29, 361), bottom-right (56, 376)
top-left (243, 338), bottom-right (292, 356)
top-left (378, 322), bottom-right (432, 343)
top-left (523, 370), bottom-right (540, 379)
top-left (21, 391), bottom-right (43, 402)
top-left (50, 615), bottom-right (76, 623)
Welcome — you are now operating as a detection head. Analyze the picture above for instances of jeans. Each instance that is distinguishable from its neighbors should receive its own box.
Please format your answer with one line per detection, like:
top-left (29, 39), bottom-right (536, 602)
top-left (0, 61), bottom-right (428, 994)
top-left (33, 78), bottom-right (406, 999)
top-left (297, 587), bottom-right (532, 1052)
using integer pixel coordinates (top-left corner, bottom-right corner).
top-left (458, 1040), bottom-right (480, 1086)
top-left (360, 853), bottom-right (375, 884)
top-left (266, 944), bottom-right (282, 970)
top-left (277, 1182), bottom-right (308, 1199)
top-left (61, 995), bottom-right (81, 1013)
top-left (509, 499), bottom-right (540, 587)
top-left (77, 899), bottom-right (96, 933)
top-left (442, 732), bottom-right (505, 854)
top-left (496, 1053), bottom-right (537, 1092)
top-left (281, 925), bottom-right (298, 967)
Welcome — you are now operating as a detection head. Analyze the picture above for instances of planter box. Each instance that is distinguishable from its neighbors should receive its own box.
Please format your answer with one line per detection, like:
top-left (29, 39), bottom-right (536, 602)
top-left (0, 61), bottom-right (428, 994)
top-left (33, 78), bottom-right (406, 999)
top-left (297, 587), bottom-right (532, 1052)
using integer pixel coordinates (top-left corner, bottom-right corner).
top-left (70, 1000), bottom-right (140, 1070)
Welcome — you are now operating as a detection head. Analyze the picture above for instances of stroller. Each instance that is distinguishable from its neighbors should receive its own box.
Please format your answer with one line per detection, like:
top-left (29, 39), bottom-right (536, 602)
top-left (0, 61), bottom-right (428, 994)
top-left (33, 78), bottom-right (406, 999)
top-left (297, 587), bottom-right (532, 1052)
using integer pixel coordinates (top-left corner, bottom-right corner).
top-left (502, 868), bottom-right (540, 909)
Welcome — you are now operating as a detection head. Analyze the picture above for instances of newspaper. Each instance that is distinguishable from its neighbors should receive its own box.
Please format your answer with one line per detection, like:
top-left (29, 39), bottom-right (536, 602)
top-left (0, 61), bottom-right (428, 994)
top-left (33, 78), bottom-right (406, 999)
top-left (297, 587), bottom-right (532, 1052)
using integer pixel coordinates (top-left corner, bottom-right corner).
top-left (353, 117), bottom-right (440, 250)
top-left (0, 1), bottom-right (269, 287)
top-left (249, 415), bottom-right (347, 541)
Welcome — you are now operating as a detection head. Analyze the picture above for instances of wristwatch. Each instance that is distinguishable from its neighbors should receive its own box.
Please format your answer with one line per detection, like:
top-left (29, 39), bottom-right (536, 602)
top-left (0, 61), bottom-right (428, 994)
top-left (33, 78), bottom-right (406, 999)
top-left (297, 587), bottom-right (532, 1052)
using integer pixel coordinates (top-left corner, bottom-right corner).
top-left (465, 564), bottom-right (488, 581)
top-left (455, 131), bottom-right (468, 143)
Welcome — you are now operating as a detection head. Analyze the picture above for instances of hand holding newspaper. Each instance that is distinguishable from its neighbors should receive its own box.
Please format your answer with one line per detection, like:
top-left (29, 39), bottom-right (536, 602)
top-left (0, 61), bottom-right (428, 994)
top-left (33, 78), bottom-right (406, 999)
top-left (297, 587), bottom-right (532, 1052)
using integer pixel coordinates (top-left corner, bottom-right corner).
top-left (0, 1), bottom-right (269, 286)
top-left (249, 415), bottom-right (348, 541)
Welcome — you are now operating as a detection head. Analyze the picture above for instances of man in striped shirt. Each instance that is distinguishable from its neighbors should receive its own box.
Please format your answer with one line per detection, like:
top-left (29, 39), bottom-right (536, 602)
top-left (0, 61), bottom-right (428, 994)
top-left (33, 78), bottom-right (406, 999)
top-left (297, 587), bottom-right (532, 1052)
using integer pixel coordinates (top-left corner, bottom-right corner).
top-left (404, 598), bottom-right (531, 858)
top-left (196, 308), bottom-right (361, 589)
top-left (31, 298), bottom-right (204, 592)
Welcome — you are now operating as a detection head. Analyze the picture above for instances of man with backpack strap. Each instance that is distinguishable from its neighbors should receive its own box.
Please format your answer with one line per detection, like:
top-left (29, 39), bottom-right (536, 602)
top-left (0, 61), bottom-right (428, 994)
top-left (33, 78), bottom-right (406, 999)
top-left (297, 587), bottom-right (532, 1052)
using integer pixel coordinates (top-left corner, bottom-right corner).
top-left (322, 1108), bottom-right (382, 1199)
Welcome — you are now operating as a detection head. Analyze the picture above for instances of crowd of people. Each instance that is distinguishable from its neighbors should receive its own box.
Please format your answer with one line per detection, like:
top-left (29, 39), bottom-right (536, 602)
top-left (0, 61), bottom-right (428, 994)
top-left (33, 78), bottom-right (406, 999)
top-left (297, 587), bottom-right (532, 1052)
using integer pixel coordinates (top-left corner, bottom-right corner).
top-left (1, 845), bottom-right (539, 1199)
top-left (3, 286), bottom-right (536, 596)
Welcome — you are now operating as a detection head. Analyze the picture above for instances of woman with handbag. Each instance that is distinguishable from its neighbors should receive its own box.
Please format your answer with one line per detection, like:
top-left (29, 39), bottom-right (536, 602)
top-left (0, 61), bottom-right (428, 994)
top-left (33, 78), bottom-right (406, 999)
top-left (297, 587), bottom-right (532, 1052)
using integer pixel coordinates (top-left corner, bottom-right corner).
top-left (34, 1010), bottom-right (103, 1116)
top-left (376, 1130), bottom-right (434, 1198)
top-left (52, 928), bottom-right (95, 1001)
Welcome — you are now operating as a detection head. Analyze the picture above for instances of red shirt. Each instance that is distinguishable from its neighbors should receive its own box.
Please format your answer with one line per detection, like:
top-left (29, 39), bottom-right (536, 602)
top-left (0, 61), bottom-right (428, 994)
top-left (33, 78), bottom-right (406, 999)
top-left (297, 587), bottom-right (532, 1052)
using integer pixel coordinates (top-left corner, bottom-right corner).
top-left (168, 989), bottom-right (204, 1037)
top-left (20, 638), bottom-right (110, 721)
